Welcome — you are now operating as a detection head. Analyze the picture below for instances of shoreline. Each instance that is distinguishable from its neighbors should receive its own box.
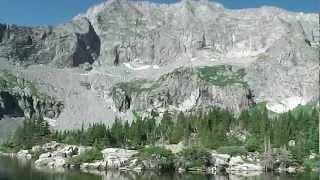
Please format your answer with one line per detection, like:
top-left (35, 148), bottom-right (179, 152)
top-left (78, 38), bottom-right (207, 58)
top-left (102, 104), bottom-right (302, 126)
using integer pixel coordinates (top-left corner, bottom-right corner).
top-left (2, 141), bottom-right (318, 177)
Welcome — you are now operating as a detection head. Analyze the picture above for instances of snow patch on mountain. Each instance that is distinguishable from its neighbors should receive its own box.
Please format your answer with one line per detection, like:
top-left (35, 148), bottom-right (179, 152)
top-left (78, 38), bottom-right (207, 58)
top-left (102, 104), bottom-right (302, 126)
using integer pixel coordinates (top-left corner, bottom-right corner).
top-left (266, 96), bottom-right (307, 113)
top-left (123, 63), bottom-right (151, 71)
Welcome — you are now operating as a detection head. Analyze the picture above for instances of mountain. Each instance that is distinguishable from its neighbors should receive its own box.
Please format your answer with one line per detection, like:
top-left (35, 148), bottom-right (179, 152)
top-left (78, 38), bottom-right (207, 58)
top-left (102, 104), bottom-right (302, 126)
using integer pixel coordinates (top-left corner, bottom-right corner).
top-left (0, 0), bottom-right (318, 135)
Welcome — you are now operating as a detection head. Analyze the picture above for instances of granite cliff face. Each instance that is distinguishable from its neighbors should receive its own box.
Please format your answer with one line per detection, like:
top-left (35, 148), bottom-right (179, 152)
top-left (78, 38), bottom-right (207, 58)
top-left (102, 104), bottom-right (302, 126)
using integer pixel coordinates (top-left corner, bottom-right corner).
top-left (0, 17), bottom-right (100, 67)
top-left (0, 0), bottom-right (318, 130)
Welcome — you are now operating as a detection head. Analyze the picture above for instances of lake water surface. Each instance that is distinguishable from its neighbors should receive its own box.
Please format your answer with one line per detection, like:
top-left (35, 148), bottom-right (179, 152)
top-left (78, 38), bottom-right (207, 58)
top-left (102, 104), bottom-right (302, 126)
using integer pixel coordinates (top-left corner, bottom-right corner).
top-left (0, 156), bottom-right (318, 180)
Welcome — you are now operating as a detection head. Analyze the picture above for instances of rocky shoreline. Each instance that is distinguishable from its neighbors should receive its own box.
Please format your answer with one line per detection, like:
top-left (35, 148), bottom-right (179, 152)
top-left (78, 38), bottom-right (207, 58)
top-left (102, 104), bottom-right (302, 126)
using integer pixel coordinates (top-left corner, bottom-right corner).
top-left (1, 141), bottom-right (315, 177)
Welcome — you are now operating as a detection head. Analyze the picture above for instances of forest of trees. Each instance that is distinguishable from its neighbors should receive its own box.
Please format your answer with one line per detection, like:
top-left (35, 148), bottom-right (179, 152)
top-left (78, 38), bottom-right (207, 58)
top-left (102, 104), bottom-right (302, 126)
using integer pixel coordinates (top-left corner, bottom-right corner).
top-left (4, 104), bottom-right (319, 163)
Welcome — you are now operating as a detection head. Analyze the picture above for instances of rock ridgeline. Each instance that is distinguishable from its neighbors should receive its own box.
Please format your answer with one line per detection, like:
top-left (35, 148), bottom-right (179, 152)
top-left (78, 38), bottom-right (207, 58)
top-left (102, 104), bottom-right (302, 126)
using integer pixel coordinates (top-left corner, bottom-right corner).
top-left (0, 0), bottom-right (318, 68)
top-left (77, 0), bottom-right (318, 66)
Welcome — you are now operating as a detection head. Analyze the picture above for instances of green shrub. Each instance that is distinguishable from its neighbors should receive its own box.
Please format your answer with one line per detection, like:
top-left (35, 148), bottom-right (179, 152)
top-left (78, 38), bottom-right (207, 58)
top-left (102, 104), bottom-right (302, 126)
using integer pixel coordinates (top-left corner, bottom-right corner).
top-left (68, 148), bottom-right (103, 164)
top-left (137, 146), bottom-right (175, 171)
top-left (245, 136), bottom-right (261, 152)
top-left (180, 146), bottom-right (212, 168)
top-left (303, 158), bottom-right (320, 171)
top-left (217, 146), bottom-right (248, 156)
top-left (0, 143), bottom-right (17, 153)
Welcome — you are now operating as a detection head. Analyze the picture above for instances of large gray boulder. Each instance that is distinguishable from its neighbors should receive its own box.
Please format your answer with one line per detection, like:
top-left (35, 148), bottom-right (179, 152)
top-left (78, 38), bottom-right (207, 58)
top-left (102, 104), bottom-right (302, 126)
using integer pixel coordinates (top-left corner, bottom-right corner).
top-left (101, 148), bottom-right (138, 169)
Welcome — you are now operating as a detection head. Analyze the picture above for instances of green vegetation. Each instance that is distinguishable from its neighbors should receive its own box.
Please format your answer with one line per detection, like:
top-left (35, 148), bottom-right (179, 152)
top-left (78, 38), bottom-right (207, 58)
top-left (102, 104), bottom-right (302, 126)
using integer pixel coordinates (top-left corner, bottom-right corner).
top-left (197, 65), bottom-right (247, 86)
top-left (114, 80), bottom-right (160, 95)
top-left (68, 148), bottom-right (103, 164)
top-left (136, 146), bottom-right (175, 171)
top-left (0, 70), bottom-right (47, 98)
top-left (0, 71), bottom-right (18, 90)
top-left (7, 116), bottom-right (51, 151)
top-left (303, 158), bottom-right (320, 171)
top-left (3, 103), bottom-right (318, 168)
top-left (180, 146), bottom-right (212, 169)
top-left (0, 144), bottom-right (16, 153)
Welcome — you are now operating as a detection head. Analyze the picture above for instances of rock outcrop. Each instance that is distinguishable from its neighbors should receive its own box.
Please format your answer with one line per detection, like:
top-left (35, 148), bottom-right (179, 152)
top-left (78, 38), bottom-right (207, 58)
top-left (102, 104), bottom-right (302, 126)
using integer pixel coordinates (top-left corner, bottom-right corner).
top-left (101, 148), bottom-right (138, 169)
top-left (0, 72), bottom-right (63, 119)
top-left (0, 17), bottom-right (100, 67)
top-left (111, 66), bottom-right (254, 114)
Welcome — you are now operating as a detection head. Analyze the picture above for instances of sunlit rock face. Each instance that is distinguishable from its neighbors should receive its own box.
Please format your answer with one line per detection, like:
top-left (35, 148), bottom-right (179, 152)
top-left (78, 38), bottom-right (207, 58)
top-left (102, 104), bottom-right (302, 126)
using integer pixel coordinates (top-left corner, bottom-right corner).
top-left (0, 0), bottom-right (318, 129)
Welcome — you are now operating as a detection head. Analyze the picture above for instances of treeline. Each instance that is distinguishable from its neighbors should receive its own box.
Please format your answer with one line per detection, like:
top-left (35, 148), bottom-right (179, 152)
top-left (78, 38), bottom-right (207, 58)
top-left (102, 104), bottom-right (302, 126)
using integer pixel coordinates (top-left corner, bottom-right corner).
top-left (5, 104), bottom-right (319, 162)
top-left (7, 116), bottom-right (51, 150)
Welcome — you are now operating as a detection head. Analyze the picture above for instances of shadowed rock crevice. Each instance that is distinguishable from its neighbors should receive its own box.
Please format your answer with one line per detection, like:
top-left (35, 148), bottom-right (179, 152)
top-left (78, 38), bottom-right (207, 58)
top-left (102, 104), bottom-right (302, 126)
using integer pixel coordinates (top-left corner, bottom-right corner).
top-left (0, 24), bottom-right (7, 43)
top-left (0, 91), bottom-right (24, 118)
top-left (73, 19), bottom-right (101, 67)
top-left (113, 45), bottom-right (120, 66)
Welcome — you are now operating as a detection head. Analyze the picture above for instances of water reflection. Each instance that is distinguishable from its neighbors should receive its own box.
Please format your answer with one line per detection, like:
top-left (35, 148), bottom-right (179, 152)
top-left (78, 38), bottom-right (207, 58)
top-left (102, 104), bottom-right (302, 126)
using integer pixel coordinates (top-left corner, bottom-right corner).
top-left (0, 156), bottom-right (318, 180)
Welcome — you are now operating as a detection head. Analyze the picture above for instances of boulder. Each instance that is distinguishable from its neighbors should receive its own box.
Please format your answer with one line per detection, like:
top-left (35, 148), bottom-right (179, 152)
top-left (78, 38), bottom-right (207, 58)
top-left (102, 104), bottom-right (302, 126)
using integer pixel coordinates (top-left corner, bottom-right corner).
top-left (51, 150), bottom-right (66, 158)
top-left (286, 166), bottom-right (297, 173)
top-left (229, 156), bottom-right (244, 166)
top-left (39, 152), bottom-right (52, 159)
top-left (227, 156), bottom-right (263, 173)
top-left (35, 157), bottom-right (54, 167)
top-left (58, 145), bottom-right (78, 158)
top-left (31, 145), bottom-right (42, 153)
top-left (227, 163), bottom-right (263, 172)
top-left (35, 157), bottom-right (66, 168)
top-left (211, 152), bottom-right (231, 167)
top-left (53, 157), bottom-right (66, 168)
top-left (101, 148), bottom-right (138, 169)
top-left (42, 141), bottom-right (62, 152)
top-left (17, 150), bottom-right (32, 160)
top-left (80, 161), bottom-right (105, 170)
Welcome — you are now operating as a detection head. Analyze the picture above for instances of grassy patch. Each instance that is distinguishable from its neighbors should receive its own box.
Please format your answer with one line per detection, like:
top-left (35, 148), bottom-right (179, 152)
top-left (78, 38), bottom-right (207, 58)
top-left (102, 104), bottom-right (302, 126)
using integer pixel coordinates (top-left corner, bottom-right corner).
top-left (196, 65), bottom-right (247, 87)
top-left (114, 80), bottom-right (159, 95)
